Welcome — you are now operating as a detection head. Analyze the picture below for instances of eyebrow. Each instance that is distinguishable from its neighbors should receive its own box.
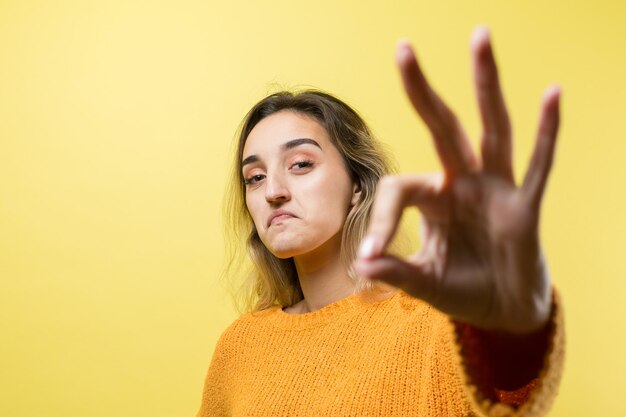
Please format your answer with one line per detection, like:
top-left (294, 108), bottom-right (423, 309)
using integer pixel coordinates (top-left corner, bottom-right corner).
top-left (241, 138), bottom-right (322, 167)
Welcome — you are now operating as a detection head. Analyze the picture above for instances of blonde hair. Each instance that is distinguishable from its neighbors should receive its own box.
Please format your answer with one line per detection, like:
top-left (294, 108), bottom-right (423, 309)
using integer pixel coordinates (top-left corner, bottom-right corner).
top-left (222, 90), bottom-right (398, 314)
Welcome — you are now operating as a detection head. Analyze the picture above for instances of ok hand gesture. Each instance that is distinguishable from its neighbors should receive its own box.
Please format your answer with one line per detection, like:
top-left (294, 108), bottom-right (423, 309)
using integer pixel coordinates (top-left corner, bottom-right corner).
top-left (355, 27), bottom-right (561, 334)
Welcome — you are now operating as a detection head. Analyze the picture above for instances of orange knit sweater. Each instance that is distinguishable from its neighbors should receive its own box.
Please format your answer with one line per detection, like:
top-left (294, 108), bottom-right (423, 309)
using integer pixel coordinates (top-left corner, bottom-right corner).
top-left (196, 289), bottom-right (564, 416)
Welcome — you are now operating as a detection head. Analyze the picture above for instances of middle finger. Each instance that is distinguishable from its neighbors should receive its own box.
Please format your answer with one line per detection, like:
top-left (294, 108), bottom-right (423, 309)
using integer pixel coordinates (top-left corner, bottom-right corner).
top-left (471, 27), bottom-right (514, 182)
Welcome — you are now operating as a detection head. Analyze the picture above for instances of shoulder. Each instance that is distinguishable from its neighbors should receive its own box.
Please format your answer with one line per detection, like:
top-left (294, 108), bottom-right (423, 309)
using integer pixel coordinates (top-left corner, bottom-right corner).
top-left (213, 306), bottom-right (280, 351)
top-left (384, 290), bottom-right (456, 339)
top-left (353, 289), bottom-right (448, 334)
top-left (392, 289), bottom-right (441, 318)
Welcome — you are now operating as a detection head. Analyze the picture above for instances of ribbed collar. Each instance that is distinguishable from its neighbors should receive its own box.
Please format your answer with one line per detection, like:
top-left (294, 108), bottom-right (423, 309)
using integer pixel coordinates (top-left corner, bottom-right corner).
top-left (254, 289), bottom-right (401, 331)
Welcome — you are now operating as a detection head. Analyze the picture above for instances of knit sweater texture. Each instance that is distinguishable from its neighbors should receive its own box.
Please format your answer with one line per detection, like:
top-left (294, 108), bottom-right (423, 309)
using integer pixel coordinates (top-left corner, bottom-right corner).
top-left (196, 289), bottom-right (564, 416)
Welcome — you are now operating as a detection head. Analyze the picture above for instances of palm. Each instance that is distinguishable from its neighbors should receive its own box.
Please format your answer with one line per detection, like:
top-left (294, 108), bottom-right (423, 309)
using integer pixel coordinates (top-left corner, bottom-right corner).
top-left (422, 174), bottom-right (547, 333)
top-left (356, 28), bottom-right (560, 334)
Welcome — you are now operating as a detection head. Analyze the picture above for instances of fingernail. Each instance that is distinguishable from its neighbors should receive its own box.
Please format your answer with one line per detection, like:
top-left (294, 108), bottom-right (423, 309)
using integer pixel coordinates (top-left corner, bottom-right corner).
top-left (473, 25), bottom-right (490, 42)
top-left (395, 39), bottom-right (413, 63)
top-left (545, 84), bottom-right (562, 99)
top-left (396, 38), bottom-right (411, 50)
top-left (470, 26), bottom-right (490, 48)
top-left (358, 236), bottom-right (377, 259)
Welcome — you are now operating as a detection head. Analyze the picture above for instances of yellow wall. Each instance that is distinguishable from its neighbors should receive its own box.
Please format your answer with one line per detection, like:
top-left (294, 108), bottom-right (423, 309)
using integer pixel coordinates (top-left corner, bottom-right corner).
top-left (1, 0), bottom-right (624, 415)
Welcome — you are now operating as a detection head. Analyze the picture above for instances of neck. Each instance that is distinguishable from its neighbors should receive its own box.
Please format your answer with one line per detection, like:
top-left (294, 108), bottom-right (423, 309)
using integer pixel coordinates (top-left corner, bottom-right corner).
top-left (292, 232), bottom-right (356, 313)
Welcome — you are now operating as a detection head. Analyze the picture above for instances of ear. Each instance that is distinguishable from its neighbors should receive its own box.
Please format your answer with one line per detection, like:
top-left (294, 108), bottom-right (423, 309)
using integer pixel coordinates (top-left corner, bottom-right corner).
top-left (350, 181), bottom-right (362, 207)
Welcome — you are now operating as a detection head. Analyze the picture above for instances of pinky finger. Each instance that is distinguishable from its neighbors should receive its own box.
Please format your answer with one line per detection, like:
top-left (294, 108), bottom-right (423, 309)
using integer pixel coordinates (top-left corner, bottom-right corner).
top-left (522, 85), bottom-right (562, 208)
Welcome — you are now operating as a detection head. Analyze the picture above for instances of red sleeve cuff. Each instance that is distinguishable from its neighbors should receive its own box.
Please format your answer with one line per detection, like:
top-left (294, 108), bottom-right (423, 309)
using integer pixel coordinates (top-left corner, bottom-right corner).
top-left (452, 307), bottom-right (554, 407)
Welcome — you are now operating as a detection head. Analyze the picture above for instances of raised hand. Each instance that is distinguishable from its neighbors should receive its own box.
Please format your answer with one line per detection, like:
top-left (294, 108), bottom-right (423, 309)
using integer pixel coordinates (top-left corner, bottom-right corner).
top-left (354, 27), bottom-right (561, 334)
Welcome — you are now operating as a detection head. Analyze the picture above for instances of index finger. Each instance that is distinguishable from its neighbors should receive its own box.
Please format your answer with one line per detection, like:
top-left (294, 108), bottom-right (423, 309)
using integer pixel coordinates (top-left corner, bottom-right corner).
top-left (358, 173), bottom-right (445, 259)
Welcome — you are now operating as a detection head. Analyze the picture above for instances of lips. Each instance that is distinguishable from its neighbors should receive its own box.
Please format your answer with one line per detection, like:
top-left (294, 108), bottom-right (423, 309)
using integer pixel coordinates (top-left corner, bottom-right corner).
top-left (267, 209), bottom-right (297, 227)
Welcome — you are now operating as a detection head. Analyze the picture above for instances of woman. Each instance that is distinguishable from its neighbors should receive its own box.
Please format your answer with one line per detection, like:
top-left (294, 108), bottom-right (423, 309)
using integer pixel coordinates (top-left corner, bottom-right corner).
top-left (197, 27), bottom-right (564, 417)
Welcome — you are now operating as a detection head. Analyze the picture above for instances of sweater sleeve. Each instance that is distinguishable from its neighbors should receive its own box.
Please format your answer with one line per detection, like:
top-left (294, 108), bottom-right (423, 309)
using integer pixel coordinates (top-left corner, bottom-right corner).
top-left (448, 288), bottom-right (565, 417)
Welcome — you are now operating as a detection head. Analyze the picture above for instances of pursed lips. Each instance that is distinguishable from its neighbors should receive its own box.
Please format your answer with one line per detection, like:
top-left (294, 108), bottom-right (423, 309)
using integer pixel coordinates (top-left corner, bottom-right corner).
top-left (267, 210), bottom-right (297, 227)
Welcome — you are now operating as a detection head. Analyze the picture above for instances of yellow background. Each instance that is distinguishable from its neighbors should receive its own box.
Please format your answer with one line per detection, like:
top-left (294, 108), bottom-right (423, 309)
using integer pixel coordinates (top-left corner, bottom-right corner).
top-left (1, 0), bottom-right (624, 415)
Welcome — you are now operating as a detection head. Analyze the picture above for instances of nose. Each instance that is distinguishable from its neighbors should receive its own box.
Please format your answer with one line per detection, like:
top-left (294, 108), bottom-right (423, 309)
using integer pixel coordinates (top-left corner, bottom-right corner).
top-left (264, 171), bottom-right (291, 204)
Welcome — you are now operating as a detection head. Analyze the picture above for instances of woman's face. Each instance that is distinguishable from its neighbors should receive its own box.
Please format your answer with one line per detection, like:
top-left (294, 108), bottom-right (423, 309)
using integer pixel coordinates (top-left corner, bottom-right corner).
top-left (242, 110), bottom-right (359, 259)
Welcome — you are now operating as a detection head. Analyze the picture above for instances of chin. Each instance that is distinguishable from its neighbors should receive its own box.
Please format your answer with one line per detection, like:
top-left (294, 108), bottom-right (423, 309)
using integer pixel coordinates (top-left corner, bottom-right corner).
top-left (261, 227), bottom-right (344, 260)
top-left (270, 250), bottom-right (296, 260)
top-left (263, 237), bottom-right (318, 260)
top-left (267, 244), bottom-right (307, 259)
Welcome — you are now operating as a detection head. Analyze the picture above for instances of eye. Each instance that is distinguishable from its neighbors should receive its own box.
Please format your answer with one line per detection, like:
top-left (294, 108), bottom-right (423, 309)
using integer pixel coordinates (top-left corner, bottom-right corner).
top-left (290, 160), bottom-right (314, 171)
top-left (244, 174), bottom-right (265, 186)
